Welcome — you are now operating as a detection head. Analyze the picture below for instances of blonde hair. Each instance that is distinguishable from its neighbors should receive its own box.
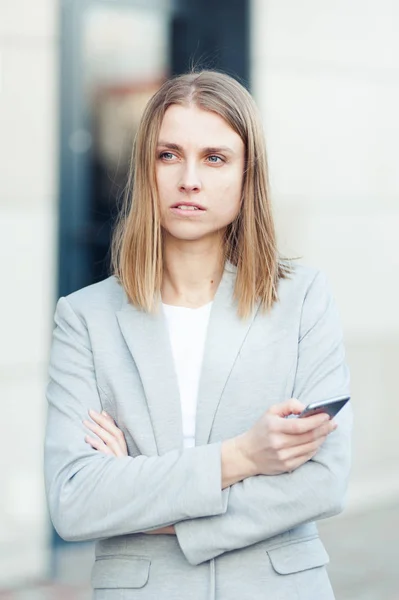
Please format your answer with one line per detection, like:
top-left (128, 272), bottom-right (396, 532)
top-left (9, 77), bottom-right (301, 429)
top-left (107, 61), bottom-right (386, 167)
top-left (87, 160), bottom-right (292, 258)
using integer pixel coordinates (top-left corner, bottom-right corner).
top-left (111, 70), bottom-right (291, 318)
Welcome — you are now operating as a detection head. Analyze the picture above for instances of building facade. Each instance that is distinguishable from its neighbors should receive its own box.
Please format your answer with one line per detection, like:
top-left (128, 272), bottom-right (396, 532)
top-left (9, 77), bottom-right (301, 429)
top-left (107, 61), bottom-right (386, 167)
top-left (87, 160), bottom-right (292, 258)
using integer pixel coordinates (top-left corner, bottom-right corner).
top-left (0, 0), bottom-right (398, 586)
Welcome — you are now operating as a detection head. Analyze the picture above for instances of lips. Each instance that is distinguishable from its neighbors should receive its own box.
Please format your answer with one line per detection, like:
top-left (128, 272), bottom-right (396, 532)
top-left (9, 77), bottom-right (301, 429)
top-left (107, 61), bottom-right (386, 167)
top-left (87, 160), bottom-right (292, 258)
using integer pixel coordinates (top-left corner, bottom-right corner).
top-left (171, 202), bottom-right (206, 211)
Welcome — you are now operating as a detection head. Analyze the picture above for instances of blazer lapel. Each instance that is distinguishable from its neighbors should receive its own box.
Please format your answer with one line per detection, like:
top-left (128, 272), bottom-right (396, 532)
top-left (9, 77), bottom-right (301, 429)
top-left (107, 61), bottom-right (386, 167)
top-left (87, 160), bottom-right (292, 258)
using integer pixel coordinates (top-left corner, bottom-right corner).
top-left (116, 264), bottom-right (259, 454)
top-left (195, 265), bottom-right (260, 446)
top-left (116, 300), bottom-right (183, 456)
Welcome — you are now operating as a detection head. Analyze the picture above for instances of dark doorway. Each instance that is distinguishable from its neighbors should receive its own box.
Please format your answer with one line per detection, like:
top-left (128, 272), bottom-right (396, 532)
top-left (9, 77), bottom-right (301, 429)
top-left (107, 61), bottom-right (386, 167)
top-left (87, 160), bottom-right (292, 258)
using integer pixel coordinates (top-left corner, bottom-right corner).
top-left (54, 0), bottom-right (249, 561)
top-left (58, 0), bottom-right (249, 299)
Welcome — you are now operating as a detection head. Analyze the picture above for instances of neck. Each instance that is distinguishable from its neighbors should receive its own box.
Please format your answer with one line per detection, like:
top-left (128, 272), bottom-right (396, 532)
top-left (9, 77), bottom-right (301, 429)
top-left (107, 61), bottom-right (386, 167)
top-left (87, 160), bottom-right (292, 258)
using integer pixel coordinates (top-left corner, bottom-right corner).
top-left (161, 233), bottom-right (225, 308)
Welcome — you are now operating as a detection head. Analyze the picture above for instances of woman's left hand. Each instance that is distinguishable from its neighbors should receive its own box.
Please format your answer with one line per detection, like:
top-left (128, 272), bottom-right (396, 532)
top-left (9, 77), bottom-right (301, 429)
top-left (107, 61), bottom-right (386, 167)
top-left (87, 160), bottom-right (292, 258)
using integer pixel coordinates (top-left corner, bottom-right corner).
top-left (83, 409), bottom-right (128, 457)
top-left (145, 526), bottom-right (176, 535)
top-left (83, 409), bottom-right (175, 535)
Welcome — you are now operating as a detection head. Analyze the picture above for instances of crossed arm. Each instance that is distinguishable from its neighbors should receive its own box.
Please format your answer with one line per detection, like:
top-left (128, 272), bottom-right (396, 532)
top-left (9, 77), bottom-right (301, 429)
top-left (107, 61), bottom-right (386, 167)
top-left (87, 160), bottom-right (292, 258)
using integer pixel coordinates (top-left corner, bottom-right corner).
top-left (44, 272), bottom-right (352, 564)
top-left (83, 393), bottom-right (337, 536)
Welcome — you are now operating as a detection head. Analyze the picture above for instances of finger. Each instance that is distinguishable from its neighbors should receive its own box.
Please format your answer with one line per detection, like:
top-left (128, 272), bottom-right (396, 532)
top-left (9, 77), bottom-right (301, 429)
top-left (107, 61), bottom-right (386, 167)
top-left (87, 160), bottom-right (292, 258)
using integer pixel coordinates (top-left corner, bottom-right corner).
top-left (268, 398), bottom-right (306, 417)
top-left (88, 409), bottom-right (118, 433)
top-left (88, 410), bottom-right (126, 442)
top-left (283, 436), bottom-right (327, 464)
top-left (279, 411), bottom-right (332, 435)
top-left (101, 410), bottom-right (114, 422)
top-left (83, 420), bottom-right (125, 457)
top-left (88, 410), bottom-right (128, 455)
top-left (85, 435), bottom-right (114, 456)
top-left (145, 527), bottom-right (174, 535)
top-left (279, 420), bottom-right (337, 447)
top-left (286, 451), bottom-right (317, 473)
top-left (286, 443), bottom-right (326, 471)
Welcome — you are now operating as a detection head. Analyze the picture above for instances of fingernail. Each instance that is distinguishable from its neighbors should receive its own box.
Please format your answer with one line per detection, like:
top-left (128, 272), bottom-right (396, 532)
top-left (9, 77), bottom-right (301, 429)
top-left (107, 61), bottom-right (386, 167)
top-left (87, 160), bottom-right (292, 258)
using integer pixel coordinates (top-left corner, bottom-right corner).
top-left (102, 410), bottom-right (108, 417)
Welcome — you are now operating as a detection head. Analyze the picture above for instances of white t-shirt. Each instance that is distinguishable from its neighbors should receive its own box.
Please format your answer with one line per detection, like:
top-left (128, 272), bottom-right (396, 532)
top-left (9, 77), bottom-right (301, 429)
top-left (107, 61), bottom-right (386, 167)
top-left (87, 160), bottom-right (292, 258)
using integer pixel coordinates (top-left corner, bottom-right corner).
top-left (162, 301), bottom-right (213, 448)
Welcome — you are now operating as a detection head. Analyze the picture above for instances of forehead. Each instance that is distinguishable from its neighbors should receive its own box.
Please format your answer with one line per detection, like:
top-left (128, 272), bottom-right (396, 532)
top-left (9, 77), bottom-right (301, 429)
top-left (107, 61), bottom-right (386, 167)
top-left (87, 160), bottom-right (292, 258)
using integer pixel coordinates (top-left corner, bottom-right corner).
top-left (158, 104), bottom-right (243, 149)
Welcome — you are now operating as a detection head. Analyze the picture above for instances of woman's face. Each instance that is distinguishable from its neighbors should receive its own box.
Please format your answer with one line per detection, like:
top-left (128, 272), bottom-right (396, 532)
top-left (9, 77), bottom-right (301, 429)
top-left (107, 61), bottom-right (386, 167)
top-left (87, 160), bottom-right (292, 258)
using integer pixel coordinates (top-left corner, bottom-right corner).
top-left (156, 104), bottom-right (245, 244)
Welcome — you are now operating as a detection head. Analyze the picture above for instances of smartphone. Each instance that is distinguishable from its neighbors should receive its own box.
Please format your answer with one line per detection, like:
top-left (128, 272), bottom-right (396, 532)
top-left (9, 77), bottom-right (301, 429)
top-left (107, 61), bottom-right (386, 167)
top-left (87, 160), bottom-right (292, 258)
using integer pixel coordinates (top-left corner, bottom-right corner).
top-left (295, 395), bottom-right (350, 419)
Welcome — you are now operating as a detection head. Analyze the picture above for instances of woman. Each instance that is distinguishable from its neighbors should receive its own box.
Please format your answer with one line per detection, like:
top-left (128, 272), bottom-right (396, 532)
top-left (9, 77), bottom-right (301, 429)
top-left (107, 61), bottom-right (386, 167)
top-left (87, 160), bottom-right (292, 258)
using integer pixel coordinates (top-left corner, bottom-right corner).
top-left (44, 70), bottom-right (352, 600)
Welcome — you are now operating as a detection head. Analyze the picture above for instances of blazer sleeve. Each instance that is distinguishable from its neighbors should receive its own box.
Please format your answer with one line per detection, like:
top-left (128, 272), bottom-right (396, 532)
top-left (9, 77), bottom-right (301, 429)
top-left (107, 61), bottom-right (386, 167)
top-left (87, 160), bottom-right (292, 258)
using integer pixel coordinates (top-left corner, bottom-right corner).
top-left (44, 296), bottom-right (228, 542)
top-left (174, 270), bottom-right (353, 566)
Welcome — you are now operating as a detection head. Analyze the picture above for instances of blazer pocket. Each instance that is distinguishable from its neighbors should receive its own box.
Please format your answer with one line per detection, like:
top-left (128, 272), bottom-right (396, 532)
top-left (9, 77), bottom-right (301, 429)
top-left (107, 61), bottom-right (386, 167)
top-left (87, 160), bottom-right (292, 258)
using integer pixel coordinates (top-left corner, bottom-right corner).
top-left (266, 537), bottom-right (329, 575)
top-left (92, 556), bottom-right (151, 589)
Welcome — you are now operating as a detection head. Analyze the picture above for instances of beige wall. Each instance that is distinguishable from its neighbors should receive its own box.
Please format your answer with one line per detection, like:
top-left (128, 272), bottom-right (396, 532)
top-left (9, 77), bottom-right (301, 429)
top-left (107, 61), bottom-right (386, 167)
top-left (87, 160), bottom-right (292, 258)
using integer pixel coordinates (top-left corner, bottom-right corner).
top-left (1, 0), bottom-right (398, 587)
top-left (0, 0), bottom-right (58, 585)
top-left (251, 0), bottom-right (399, 510)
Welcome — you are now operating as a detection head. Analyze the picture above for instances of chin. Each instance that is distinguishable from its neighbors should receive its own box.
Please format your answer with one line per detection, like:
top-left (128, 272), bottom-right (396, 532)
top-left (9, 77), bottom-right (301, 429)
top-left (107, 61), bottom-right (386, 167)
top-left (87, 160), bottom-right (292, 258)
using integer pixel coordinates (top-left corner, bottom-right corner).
top-left (162, 223), bottom-right (220, 243)
top-left (166, 231), bottom-right (211, 242)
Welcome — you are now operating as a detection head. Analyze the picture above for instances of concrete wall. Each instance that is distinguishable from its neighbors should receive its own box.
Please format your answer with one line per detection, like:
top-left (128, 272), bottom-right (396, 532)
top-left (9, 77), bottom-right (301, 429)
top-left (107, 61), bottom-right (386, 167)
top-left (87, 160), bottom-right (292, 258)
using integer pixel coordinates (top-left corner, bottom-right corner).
top-left (251, 0), bottom-right (399, 510)
top-left (0, 0), bottom-right (58, 585)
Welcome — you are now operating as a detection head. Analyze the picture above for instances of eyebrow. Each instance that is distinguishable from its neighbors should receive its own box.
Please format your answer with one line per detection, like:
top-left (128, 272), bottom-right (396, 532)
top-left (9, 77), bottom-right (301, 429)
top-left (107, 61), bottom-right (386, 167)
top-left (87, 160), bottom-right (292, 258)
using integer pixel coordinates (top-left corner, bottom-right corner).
top-left (157, 141), bottom-right (235, 155)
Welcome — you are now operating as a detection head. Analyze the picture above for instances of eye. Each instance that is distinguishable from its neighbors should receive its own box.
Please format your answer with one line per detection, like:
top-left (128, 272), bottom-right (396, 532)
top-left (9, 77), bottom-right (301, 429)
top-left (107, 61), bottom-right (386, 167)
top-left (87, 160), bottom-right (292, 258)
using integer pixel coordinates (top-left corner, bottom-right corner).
top-left (159, 151), bottom-right (176, 161)
top-left (206, 155), bottom-right (224, 164)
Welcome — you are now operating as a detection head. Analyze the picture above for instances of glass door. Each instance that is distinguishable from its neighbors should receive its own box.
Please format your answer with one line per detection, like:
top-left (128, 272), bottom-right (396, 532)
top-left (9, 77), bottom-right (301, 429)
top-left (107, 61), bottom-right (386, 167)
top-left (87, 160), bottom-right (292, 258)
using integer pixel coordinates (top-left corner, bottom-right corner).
top-left (59, 0), bottom-right (249, 298)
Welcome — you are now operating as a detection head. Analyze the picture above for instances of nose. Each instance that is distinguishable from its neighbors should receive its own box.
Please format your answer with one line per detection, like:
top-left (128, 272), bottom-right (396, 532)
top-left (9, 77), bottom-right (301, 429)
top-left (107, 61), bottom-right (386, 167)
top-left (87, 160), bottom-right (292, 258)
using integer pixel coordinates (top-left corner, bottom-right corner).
top-left (178, 162), bottom-right (202, 194)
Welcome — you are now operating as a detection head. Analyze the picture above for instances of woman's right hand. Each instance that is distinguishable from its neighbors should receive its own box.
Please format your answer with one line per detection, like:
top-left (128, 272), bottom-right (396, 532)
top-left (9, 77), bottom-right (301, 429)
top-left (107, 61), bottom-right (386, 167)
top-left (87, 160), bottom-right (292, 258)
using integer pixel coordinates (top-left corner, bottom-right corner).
top-left (221, 398), bottom-right (337, 487)
top-left (238, 398), bottom-right (337, 476)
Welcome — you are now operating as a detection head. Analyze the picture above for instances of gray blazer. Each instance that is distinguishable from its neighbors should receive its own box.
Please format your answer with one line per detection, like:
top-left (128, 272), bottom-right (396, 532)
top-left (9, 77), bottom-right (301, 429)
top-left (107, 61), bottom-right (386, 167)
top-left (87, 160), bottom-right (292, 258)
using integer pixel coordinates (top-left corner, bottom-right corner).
top-left (44, 263), bottom-right (352, 600)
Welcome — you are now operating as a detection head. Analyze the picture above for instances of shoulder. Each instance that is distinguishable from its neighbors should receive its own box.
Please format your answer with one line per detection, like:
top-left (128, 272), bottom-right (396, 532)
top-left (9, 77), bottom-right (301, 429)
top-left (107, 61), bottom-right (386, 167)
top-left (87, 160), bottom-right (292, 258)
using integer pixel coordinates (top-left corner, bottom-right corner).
top-left (276, 263), bottom-right (341, 340)
top-left (278, 262), bottom-right (331, 306)
top-left (62, 276), bottom-right (126, 320)
top-left (276, 263), bottom-right (339, 331)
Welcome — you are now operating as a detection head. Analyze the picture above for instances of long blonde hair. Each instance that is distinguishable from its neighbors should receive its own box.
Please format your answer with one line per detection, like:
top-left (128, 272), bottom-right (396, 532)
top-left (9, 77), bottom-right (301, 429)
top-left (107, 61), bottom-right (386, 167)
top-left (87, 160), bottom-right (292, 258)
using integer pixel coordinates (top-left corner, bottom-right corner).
top-left (111, 70), bottom-right (291, 318)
